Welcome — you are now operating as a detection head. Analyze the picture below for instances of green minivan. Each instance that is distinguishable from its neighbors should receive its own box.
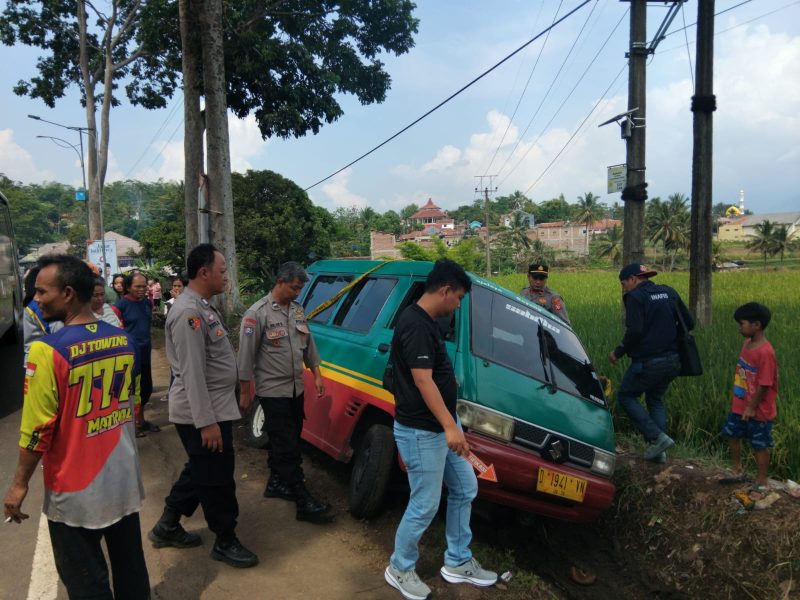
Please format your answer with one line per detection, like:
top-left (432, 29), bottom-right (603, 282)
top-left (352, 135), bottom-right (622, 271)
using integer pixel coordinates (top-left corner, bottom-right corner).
top-left (248, 259), bottom-right (616, 523)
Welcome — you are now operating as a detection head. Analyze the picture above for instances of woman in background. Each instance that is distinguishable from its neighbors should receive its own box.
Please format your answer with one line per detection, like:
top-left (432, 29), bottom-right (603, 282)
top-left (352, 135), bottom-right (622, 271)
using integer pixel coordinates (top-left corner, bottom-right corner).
top-left (90, 277), bottom-right (123, 327)
top-left (116, 271), bottom-right (159, 436)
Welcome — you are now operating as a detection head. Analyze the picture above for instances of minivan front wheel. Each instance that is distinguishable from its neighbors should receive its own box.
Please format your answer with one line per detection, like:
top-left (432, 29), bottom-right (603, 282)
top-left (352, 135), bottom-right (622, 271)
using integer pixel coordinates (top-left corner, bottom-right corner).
top-left (349, 424), bottom-right (395, 519)
top-left (245, 400), bottom-right (269, 449)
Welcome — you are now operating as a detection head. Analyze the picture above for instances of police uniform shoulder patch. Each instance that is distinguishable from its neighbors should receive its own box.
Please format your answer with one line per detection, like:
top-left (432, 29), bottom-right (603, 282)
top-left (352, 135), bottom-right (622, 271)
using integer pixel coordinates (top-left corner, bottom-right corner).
top-left (188, 316), bottom-right (201, 331)
top-left (553, 298), bottom-right (562, 311)
top-left (243, 316), bottom-right (257, 336)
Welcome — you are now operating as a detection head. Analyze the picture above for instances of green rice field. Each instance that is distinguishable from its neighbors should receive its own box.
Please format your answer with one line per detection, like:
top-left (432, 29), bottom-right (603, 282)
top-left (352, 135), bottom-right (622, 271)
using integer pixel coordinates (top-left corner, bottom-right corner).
top-left (492, 269), bottom-right (800, 480)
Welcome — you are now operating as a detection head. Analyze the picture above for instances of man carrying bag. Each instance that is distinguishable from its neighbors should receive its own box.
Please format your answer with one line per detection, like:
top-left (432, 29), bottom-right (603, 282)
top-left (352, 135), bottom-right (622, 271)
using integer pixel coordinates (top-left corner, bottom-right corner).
top-left (609, 264), bottom-right (696, 464)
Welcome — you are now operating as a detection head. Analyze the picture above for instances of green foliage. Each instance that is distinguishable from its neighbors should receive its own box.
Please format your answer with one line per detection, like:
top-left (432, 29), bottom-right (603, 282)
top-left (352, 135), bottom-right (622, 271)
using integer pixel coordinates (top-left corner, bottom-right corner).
top-left (232, 169), bottom-right (331, 291)
top-left (1, 176), bottom-right (57, 252)
top-left (491, 270), bottom-right (800, 479)
top-left (646, 194), bottom-right (690, 270)
top-left (746, 220), bottom-right (798, 267)
top-left (592, 224), bottom-right (624, 266)
top-left (573, 191), bottom-right (605, 257)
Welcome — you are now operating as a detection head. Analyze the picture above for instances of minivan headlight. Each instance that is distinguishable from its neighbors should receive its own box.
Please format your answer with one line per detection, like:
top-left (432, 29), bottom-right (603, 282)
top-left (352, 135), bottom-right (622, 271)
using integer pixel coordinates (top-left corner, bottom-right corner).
top-left (456, 400), bottom-right (514, 442)
top-left (591, 449), bottom-right (616, 476)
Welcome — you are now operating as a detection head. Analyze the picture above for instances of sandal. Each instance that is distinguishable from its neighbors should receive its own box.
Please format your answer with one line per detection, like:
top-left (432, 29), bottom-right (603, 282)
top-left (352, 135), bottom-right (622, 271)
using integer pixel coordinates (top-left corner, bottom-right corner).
top-left (140, 421), bottom-right (161, 433)
top-left (718, 470), bottom-right (748, 484)
top-left (749, 483), bottom-right (769, 494)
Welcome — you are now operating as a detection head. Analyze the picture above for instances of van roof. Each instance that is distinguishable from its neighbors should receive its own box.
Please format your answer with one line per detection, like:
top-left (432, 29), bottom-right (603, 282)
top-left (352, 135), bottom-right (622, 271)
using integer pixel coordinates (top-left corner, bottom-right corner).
top-left (306, 259), bottom-right (568, 326)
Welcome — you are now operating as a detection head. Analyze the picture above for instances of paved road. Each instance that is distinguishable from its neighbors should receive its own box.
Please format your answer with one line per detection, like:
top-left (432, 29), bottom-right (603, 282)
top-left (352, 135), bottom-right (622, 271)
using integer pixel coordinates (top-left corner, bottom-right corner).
top-left (0, 336), bottom-right (403, 600)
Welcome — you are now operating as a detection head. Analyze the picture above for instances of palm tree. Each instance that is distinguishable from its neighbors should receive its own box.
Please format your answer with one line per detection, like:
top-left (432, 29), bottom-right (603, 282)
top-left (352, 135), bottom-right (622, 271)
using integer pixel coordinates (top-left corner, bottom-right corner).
top-left (574, 192), bottom-right (604, 258)
top-left (746, 220), bottom-right (777, 268)
top-left (594, 225), bottom-right (624, 266)
top-left (770, 224), bottom-right (797, 265)
top-left (647, 194), bottom-right (689, 270)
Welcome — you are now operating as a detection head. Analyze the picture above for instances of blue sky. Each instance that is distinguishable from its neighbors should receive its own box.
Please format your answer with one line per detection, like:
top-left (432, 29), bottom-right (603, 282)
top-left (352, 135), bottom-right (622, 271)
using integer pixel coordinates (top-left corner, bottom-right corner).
top-left (1, 0), bottom-right (799, 215)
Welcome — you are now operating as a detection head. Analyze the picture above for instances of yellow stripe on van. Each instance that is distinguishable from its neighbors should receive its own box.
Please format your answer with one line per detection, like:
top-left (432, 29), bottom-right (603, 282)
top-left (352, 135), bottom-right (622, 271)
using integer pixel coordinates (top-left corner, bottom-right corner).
top-left (319, 363), bottom-right (395, 405)
top-left (320, 360), bottom-right (383, 385)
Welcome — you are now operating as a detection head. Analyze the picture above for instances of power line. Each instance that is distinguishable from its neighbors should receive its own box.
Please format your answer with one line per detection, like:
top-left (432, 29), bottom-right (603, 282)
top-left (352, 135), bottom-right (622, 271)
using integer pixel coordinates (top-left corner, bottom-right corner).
top-left (499, 6), bottom-right (627, 187)
top-left (493, 0), bottom-right (600, 182)
top-left (147, 116), bottom-right (185, 170)
top-left (482, 0), bottom-right (564, 177)
top-left (680, 1), bottom-right (695, 92)
top-left (124, 91), bottom-right (184, 179)
top-left (303, 0), bottom-right (593, 192)
top-left (523, 63), bottom-right (627, 196)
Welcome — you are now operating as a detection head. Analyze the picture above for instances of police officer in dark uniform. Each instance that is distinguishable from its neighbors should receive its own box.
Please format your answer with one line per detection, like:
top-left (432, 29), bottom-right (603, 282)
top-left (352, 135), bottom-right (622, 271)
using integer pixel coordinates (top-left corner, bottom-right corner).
top-left (609, 263), bottom-right (694, 463)
top-left (149, 244), bottom-right (258, 568)
top-left (238, 261), bottom-right (331, 523)
top-left (520, 262), bottom-right (570, 324)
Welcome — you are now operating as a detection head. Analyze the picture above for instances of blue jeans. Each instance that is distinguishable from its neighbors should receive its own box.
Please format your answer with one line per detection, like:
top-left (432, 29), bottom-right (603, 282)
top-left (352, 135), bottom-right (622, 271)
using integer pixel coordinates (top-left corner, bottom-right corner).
top-left (616, 353), bottom-right (681, 443)
top-left (390, 421), bottom-right (478, 572)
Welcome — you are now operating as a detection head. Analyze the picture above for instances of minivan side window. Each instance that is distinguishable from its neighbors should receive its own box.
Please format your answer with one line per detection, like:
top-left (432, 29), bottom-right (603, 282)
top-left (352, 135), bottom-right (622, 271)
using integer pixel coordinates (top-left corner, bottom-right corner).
top-left (334, 277), bottom-right (397, 333)
top-left (303, 275), bottom-right (353, 323)
top-left (389, 281), bottom-right (455, 341)
top-left (470, 285), bottom-right (605, 403)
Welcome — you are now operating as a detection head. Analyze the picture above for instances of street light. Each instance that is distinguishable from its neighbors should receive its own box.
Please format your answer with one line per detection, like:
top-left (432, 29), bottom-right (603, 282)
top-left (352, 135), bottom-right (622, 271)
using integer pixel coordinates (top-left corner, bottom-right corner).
top-left (28, 114), bottom-right (107, 270)
top-left (35, 135), bottom-right (88, 234)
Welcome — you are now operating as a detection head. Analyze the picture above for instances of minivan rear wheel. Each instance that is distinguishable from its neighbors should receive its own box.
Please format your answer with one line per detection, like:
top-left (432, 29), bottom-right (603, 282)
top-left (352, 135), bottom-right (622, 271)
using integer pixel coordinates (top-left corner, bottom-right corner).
top-left (245, 400), bottom-right (269, 449)
top-left (349, 424), bottom-right (395, 519)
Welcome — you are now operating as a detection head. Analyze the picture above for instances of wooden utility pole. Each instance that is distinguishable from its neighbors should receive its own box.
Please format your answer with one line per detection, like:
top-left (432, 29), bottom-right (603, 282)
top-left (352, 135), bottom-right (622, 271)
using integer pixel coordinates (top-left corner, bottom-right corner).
top-left (622, 0), bottom-right (648, 265)
top-left (689, 0), bottom-right (716, 326)
top-left (475, 176), bottom-right (497, 277)
top-left (201, 0), bottom-right (240, 314)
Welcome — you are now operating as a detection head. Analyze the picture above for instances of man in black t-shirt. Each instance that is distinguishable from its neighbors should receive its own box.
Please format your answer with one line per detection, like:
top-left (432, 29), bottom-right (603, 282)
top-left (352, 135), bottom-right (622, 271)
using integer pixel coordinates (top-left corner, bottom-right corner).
top-left (384, 260), bottom-right (497, 600)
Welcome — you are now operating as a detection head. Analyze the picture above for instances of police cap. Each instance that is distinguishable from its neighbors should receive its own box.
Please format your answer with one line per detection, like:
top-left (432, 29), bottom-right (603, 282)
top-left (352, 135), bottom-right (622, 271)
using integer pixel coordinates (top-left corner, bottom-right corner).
top-left (528, 262), bottom-right (549, 276)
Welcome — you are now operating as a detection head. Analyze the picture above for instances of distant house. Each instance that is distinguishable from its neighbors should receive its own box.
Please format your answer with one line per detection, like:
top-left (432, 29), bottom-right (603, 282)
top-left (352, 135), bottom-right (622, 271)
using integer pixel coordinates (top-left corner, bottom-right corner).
top-left (717, 212), bottom-right (800, 242)
top-left (532, 219), bottom-right (621, 256)
top-left (408, 198), bottom-right (454, 229)
top-left (19, 231), bottom-right (142, 270)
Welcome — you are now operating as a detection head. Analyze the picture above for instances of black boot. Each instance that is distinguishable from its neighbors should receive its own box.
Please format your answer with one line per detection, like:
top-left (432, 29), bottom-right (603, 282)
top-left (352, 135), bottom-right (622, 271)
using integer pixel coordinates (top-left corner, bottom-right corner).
top-left (211, 537), bottom-right (259, 568)
top-left (149, 506), bottom-right (202, 548)
top-left (294, 482), bottom-right (333, 523)
top-left (263, 474), bottom-right (296, 500)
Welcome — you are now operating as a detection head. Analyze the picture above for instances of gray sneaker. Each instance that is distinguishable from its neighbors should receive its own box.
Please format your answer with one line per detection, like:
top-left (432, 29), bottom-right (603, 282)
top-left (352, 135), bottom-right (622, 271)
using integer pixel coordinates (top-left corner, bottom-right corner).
top-left (648, 451), bottom-right (667, 464)
top-left (644, 432), bottom-right (674, 460)
top-left (440, 557), bottom-right (497, 587)
top-left (385, 564), bottom-right (431, 600)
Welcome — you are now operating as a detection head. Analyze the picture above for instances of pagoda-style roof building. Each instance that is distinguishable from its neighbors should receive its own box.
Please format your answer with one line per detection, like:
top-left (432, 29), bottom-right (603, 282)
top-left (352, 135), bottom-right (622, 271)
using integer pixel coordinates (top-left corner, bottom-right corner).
top-left (409, 198), bottom-right (449, 225)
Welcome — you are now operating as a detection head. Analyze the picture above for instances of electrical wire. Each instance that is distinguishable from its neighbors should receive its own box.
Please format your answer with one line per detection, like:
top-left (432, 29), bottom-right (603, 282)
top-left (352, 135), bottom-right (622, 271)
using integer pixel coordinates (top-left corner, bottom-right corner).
top-left (493, 0), bottom-right (600, 182)
top-left (124, 91), bottom-right (184, 179)
top-left (498, 6), bottom-right (627, 187)
top-left (523, 63), bottom-right (627, 196)
top-left (303, 0), bottom-right (593, 192)
top-left (482, 0), bottom-right (563, 177)
top-left (147, 116), bottom-right (185, 169)
top-left (680, 2), bottom-right (695, 92)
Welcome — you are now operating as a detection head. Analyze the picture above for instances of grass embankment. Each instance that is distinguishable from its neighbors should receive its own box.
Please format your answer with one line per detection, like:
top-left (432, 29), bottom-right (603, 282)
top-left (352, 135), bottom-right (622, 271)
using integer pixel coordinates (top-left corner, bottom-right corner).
top-left (492, 269), bottom-right (800, 480)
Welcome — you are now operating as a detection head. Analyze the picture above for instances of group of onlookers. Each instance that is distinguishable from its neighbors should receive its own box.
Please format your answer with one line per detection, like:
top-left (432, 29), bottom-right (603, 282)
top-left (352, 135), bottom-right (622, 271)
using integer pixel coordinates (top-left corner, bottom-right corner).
top-left (23, 265), bottom-right (187, 437)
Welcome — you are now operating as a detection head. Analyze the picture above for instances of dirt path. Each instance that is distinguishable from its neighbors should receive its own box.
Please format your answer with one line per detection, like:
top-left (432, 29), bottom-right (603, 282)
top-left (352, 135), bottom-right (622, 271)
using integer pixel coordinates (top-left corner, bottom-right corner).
top-left (145, 334), bottom-right (800, 600)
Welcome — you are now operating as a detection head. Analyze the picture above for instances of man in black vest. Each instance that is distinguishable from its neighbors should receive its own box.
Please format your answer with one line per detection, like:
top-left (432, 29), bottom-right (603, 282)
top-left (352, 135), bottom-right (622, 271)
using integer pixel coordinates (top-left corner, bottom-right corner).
top-left (609, 264), bottom-right (694, 463)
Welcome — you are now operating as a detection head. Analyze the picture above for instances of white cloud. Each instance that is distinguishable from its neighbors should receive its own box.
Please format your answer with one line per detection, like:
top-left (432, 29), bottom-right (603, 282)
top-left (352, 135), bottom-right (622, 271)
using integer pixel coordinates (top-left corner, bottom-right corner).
top-left (0, 129), bottom-right (55, 182)
top-left (319, 168), bottom-right (369, 208)
top-left (131, 111), bottom-right (269, 183)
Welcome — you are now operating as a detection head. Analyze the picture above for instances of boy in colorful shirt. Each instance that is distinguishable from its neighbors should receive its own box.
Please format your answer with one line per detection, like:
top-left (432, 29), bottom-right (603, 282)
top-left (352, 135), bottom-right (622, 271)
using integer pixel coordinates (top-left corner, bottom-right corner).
top-left (721, 302), bottom-right (778, 489)
top-left (3, 255), bottom-right (150, 599)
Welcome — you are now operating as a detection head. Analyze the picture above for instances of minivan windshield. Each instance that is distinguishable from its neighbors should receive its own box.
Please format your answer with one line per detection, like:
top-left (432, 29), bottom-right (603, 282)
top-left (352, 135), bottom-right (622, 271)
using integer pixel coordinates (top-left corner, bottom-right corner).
top-left (470, 285), bottom-right (605, 405)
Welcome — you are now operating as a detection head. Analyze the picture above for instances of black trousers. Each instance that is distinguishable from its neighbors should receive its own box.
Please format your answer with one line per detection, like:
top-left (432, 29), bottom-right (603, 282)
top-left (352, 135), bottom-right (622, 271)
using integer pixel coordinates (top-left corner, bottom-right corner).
top-left (139, 346), bottom-right (153, 406)
top-left (164, 421), bottom-right (238, 543)
top-left (259, 394), bottom-right (305, 486)
top-left (48, 512), bottom-right (150, 600)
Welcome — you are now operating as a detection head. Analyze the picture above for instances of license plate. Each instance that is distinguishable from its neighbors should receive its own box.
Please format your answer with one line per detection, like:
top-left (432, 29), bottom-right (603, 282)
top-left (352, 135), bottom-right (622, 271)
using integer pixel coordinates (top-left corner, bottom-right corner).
top-left (536, 467), bottom-right (587, 502)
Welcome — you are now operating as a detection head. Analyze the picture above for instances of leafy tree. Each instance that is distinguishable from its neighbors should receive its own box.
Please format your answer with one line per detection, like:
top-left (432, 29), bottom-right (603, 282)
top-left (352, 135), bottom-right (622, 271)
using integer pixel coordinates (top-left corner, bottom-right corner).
top-left (496, 212), bottom-right (531, 271)
top-left (745, 219), bottom-right (777, 269)
top-left (646, 194), bottom-right (690, 270)
top-left (536, 194), bottom-right (572, 223)
top-left (447, 238), bottom-right (482, 273)
top-left (137, 184), bottom-right (186, 271)
top-left (397, 241), bottom-right (433, 261)
top-left (593, 225), bottom-right (624, 266)
top-left (232, 170), bottom-right (331, 292)
top-left (769, 224), bottom-right (797, 265)
top-left (1, 176), bottom-right (56, 252)
top-left (573, 192), bottom-right (605, 257)
top-left (0, 0), bottom-right (178, 240)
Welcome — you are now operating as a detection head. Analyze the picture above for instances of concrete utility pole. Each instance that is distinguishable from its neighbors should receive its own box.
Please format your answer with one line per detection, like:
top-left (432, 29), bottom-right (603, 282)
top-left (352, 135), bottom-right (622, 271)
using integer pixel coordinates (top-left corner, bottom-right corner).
top-left (474, 176), bottom-right (497, 277)
top-left (622, 0), bottom-right (648, 265)
top-left (689, 0), bottom-right (716, 326)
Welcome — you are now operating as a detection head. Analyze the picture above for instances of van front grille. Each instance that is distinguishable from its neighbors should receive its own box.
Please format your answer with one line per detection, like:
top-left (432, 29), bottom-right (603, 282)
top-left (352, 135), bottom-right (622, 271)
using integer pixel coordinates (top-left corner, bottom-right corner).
top-left (513, 420), bottom-right (595, 468)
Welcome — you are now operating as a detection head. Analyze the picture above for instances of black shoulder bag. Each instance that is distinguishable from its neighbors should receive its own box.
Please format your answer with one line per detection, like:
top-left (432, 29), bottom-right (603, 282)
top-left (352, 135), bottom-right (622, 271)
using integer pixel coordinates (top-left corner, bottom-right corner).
top-left (673, 301), bottom-right (702, 377)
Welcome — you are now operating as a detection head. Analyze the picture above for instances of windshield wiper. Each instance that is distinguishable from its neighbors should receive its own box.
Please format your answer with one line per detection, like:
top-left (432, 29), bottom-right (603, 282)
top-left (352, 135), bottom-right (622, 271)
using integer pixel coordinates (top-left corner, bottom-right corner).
top-left (537, 322), bottom-right (558, 394)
